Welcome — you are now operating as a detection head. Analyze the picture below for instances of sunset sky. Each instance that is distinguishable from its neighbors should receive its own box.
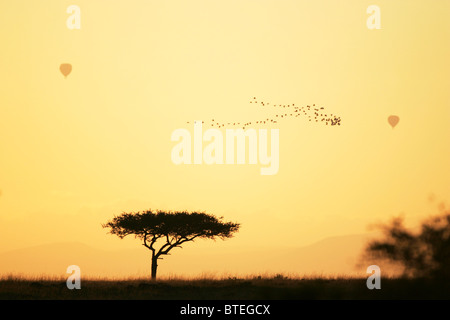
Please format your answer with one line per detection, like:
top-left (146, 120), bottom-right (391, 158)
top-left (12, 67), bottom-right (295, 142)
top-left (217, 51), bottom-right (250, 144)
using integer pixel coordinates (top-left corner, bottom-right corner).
top-left (0, 0), bottom-right (449, 276)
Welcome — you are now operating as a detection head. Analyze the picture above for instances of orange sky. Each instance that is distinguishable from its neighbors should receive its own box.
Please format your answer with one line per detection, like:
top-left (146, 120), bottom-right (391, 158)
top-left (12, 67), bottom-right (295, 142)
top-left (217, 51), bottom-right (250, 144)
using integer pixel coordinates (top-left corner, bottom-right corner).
top-left (0, 0), bottom-right (449, 277)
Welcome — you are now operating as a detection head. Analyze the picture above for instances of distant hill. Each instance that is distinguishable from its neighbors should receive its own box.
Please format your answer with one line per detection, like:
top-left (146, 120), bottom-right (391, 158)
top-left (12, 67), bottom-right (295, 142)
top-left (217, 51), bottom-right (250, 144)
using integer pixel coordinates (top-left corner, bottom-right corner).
top-left (0, 233), bottom-right (393, 278)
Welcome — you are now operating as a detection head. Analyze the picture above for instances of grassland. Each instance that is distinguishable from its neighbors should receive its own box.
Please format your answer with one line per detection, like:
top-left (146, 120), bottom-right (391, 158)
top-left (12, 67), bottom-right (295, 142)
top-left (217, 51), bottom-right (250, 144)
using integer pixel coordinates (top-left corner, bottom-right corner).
top-left (0, 274), bottom-right (449, 300)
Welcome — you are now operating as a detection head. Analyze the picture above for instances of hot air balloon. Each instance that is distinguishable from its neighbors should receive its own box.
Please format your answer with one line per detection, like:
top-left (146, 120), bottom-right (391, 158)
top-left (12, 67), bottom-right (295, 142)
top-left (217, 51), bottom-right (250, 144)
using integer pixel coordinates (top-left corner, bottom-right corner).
top-left (388, 115), bottom-right (399, 128)
top-left (60, 63), bottom-right (72, 78)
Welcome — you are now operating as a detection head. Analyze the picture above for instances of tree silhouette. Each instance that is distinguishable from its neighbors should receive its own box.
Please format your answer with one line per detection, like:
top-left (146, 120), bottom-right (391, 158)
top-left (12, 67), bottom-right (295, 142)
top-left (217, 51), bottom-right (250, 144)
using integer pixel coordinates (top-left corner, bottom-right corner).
top-left (365, 210), bottom-right (450, 279)
top-left (102, 210), bottom-right (240, 279)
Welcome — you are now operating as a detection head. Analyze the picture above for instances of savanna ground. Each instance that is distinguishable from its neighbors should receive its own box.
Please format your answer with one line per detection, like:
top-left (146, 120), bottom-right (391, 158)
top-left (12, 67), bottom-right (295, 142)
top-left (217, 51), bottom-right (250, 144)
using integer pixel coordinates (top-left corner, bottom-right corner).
top-left (1, 274), bottom-right (449, 300)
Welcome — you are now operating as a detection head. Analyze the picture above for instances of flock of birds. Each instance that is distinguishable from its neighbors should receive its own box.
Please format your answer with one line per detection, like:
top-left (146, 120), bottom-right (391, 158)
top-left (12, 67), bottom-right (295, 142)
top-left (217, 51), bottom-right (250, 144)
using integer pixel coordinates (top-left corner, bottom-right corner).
top-left (186, 97), bottom-right (342, 130)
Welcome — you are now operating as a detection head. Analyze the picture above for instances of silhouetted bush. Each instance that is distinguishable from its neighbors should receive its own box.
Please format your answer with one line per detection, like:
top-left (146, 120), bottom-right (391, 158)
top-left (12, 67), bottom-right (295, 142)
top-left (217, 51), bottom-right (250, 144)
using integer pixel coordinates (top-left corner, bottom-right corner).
top-left (365, 211), bottom-right (450, 279)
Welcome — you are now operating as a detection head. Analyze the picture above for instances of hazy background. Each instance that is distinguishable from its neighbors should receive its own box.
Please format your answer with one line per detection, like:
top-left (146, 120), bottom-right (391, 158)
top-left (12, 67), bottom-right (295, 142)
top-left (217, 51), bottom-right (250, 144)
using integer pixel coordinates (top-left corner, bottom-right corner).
top-left (0, 0), bottom-right (449, 277)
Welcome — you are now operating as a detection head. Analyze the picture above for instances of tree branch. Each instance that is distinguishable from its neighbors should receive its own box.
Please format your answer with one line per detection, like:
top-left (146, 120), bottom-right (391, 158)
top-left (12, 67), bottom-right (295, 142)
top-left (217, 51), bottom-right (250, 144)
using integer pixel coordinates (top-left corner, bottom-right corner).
top-left (156, 233), bottom-right (202, 257)
top-left (143, 232), bottom-right (160, 254)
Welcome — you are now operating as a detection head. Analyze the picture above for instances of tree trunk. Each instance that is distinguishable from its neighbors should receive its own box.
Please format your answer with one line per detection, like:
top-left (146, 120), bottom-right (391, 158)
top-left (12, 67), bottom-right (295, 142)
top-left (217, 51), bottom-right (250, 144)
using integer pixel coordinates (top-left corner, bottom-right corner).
top-left (151, 255), bottom-right (158, 280)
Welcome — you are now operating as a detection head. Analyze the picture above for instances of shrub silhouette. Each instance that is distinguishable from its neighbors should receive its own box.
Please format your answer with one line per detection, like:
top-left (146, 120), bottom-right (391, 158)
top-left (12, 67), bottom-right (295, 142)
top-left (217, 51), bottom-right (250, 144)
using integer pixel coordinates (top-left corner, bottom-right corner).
top-left (103, 210), bottom-right (240, 279)
top-left (365, 211), bottom-right (450, 279)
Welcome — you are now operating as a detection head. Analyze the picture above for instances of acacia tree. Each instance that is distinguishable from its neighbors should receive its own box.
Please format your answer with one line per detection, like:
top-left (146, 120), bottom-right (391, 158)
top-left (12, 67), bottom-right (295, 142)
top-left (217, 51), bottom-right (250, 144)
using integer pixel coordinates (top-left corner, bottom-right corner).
top-left (102, 210), bottom-right (240, 279)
